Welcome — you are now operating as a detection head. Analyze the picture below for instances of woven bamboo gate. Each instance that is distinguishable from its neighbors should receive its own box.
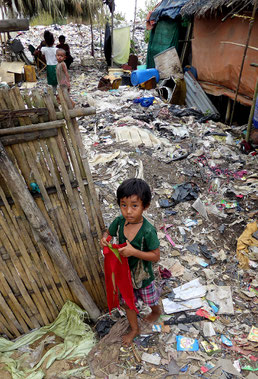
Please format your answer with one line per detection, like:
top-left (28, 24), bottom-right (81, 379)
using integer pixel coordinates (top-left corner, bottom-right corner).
top-left (0, 86), bottom-right (107, 338)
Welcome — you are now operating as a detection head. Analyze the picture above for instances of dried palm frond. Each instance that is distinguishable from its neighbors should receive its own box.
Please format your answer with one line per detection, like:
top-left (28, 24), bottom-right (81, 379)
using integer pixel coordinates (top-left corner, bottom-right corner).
top-left (3, 0), bottom-right (103, 20)
top-left (181, 0), bottom-right (256, 16)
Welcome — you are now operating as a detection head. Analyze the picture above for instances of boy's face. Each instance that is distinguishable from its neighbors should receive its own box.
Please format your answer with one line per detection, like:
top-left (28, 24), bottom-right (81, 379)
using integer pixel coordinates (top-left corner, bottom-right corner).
top-left (56, 51), bottom-right (65, 63)
top-left (120, 195), bottom-right (146, 223)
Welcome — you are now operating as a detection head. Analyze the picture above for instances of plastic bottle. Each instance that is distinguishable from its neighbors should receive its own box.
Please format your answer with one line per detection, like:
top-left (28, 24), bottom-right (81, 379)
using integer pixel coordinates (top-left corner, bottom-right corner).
top-left (253, 95), bottom-right (258, 129)
top-left (130, 68), bottom-right (159, 86)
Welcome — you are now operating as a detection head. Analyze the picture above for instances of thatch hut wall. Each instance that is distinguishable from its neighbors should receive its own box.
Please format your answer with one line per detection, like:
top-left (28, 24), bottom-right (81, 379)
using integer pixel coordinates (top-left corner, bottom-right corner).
top-left (181, 0), bottom-right (258, 106)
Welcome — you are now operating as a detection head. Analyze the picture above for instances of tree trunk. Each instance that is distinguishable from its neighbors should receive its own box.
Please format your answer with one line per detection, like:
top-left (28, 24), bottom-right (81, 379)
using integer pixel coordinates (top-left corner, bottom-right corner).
top-left (0, 141), bottom-right (101, 322)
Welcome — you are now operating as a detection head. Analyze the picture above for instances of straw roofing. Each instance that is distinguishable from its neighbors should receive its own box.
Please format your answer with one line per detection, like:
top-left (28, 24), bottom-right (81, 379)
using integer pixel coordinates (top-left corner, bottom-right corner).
top-left (2, 0), bottom-right (103, 20)
top-left (181, 0), bottom-right (256, 16)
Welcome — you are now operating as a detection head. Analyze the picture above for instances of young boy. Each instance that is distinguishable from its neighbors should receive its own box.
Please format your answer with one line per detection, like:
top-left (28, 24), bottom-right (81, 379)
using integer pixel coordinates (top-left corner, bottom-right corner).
top-left (101, 178), bottom-right (161, 345)
top-left (41, 31), bottom-right (58, 93)
top-left (56, 35), bottom-right (74, 69)
top-left (56, 49), bottom-right (75, 107)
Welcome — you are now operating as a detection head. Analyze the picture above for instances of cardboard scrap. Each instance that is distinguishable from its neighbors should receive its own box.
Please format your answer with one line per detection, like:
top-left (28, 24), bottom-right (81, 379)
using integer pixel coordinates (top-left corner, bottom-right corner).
top-left (248, 326), bottom-right (258, 343)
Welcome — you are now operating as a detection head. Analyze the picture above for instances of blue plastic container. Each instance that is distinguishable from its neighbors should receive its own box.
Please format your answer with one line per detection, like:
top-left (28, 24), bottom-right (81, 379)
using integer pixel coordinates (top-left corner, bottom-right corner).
top-left (131, 68), bottom-right (160, 86)
top-left (253, 95), bottom-right (258, 129)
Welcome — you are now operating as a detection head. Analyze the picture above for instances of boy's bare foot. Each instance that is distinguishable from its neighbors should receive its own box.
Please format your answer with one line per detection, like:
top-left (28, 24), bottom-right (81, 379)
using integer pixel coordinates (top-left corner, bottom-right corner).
top-left (144, 305), bottom-right (161, 324)
top-left (122, 329), bottom-right (139, 346)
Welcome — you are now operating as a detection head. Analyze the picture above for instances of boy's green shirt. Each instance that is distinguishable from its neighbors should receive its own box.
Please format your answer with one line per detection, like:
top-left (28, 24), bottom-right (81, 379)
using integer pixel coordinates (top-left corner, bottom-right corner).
top-left (108, 215), bottom-right (160, 289)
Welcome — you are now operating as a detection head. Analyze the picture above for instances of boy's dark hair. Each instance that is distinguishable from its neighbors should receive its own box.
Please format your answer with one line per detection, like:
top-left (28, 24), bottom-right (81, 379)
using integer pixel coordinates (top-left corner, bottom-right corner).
top-left (44, 30), bottom-right (54, 47)
top-left (117, 178), bottom-right (151, 208)
top-left (59, 35), bottom-right (65, 42)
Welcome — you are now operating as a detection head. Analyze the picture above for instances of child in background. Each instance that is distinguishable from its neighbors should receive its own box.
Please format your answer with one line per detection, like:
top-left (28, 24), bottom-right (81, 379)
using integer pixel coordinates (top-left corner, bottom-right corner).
top-left (101, 178), bottom-right (161, 346)
top-left (41, 31), bottom-right (58, 93)
top-left (56, 49), bottom-right (75, 107)
top-left (56, 35), bottom-right (74, 69)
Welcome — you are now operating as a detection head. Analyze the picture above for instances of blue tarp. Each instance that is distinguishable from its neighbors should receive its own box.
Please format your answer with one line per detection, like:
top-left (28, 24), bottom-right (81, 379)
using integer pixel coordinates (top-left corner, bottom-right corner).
top-left (149, 0), bottom-right (189, 23)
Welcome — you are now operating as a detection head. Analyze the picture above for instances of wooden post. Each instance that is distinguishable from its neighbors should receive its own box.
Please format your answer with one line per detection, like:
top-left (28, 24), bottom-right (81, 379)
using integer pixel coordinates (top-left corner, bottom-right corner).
top-left (180, 22), bottom-right (192, 65)
top-left (225, 98), bottom-right (232, 124)
top-left (229, 0), bottom-right (258, 126)
top-left (0, 141), bottom-right (101, 322)
top-left (132, 0), bottom-right (138, 42)
top-left (246, 78), bottom-right (258, 142)
top-left (111, 5), bottom-right (114, 67)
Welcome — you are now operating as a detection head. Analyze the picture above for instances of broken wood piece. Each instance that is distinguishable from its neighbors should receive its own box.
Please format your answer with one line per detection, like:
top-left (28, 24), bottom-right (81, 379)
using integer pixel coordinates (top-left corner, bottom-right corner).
top-left (131, 343), bottom-right (141, 362)
top-left (0, 120), bottom-right (64, 136)
top-left (56, 106), bottom-right (96, 119)
top-left (0, 128), bottom-right (58, 146)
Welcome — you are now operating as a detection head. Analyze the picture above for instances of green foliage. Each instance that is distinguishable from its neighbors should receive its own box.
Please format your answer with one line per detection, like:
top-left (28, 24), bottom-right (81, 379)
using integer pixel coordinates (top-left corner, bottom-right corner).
top-left (137, 0), bottom-right (158, 21)
top-left (113, 11), bottom-right (126, 25)
top-left (130, 39), bottom-right (137, 55)
top-left (144, 29), bottom-right (151, 43)
top-left (30, 11), bottom-right (55, 26)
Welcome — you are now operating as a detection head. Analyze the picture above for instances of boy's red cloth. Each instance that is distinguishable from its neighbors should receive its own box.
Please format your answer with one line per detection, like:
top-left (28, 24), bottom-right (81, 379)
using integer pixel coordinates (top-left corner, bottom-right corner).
top-left (103, 236), bottom-right (138, 313)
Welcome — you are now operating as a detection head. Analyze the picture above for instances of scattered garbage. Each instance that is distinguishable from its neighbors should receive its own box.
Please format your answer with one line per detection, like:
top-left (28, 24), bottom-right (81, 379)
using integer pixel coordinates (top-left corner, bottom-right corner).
top-left (5, 19), bottom-right (257, 379)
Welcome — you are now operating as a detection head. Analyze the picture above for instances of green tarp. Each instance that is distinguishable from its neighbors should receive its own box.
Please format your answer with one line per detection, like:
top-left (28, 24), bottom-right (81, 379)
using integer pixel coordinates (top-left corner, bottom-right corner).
top-left (146, 20), bottom-right (179, 69)
top-left (0, 301), bottom-right (96, 379)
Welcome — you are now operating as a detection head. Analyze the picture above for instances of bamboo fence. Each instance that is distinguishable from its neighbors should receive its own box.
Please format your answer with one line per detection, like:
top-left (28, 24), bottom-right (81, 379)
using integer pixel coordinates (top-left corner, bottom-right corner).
top-left (0, 86), bottom-right (107, 338)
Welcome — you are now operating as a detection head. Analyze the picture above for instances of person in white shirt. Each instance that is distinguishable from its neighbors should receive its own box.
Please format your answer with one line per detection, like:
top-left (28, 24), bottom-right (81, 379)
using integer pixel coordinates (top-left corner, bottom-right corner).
top-left (41, 31), bottom-right (58, 93)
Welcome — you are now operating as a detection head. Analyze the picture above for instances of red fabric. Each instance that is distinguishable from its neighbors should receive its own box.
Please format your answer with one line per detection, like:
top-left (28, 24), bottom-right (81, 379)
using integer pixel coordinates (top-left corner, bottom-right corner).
top-left (103, 236), bottom-right (138, 313)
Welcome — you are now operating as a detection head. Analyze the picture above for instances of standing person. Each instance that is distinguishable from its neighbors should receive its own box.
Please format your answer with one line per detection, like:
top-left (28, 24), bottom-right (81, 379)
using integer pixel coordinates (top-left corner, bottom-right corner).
top-left (41, 31), bottom-right (58, 92)
top-left (101, 178), bottom-right (161, 346)
top-left (56, 35), bottom-right (74, 69)
top-left (56, 48), bottom-right (75, 107)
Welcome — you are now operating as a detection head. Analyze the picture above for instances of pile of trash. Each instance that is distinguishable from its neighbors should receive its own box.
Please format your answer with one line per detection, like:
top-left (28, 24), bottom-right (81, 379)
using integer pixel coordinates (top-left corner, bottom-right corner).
top-left (3, 21), bottom-right (257, 379)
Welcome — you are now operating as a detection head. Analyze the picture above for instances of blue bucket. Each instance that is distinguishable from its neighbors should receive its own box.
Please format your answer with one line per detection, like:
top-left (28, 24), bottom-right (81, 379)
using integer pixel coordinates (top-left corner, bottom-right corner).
top-left (131, 68), bottom-right (160, 86)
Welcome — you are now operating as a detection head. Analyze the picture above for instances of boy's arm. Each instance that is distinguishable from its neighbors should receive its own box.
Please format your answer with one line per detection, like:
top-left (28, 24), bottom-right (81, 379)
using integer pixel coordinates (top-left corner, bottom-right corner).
top-left (118, 242), bottom-right (160, 262)
top-left (62, 62), bottom-right (70, 88)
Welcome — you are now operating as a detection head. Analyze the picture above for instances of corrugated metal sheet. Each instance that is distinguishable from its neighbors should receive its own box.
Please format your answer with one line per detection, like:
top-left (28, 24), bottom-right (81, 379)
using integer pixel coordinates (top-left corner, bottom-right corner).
top-left (184, 71), bottom-right (219, 115)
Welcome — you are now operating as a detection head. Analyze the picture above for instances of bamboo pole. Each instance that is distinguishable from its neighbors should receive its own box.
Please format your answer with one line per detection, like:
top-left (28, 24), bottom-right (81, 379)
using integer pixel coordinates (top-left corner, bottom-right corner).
top-left (229, 0), bottom-right (258, 126)
top-left (0, 120), bottom-right (64, 135)
top-left (0, 142), bottom-right (101, 321)
top-left (60, 87), bottom-right (105, 235)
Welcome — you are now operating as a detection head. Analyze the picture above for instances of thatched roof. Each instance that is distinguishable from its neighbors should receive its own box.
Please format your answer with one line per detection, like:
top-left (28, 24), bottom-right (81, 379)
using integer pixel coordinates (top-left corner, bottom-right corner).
top-left (2, 0), bottom-right (103, 21)
top-left (181, 0), bottom-right (256, 16)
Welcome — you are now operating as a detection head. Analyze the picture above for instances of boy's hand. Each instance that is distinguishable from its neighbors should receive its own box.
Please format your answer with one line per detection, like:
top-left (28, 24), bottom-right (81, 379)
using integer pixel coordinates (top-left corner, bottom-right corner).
top-left (118, 240), bottom-right (137, 257)
top-left (100, 236), bottom-right (109, 249)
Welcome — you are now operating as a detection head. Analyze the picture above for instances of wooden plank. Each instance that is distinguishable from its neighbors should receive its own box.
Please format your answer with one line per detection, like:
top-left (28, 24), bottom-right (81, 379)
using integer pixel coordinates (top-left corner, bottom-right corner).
top-left (0, 128), bottom-right (58, 145)
top-left (0, 119), bottom-right (64, 135)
